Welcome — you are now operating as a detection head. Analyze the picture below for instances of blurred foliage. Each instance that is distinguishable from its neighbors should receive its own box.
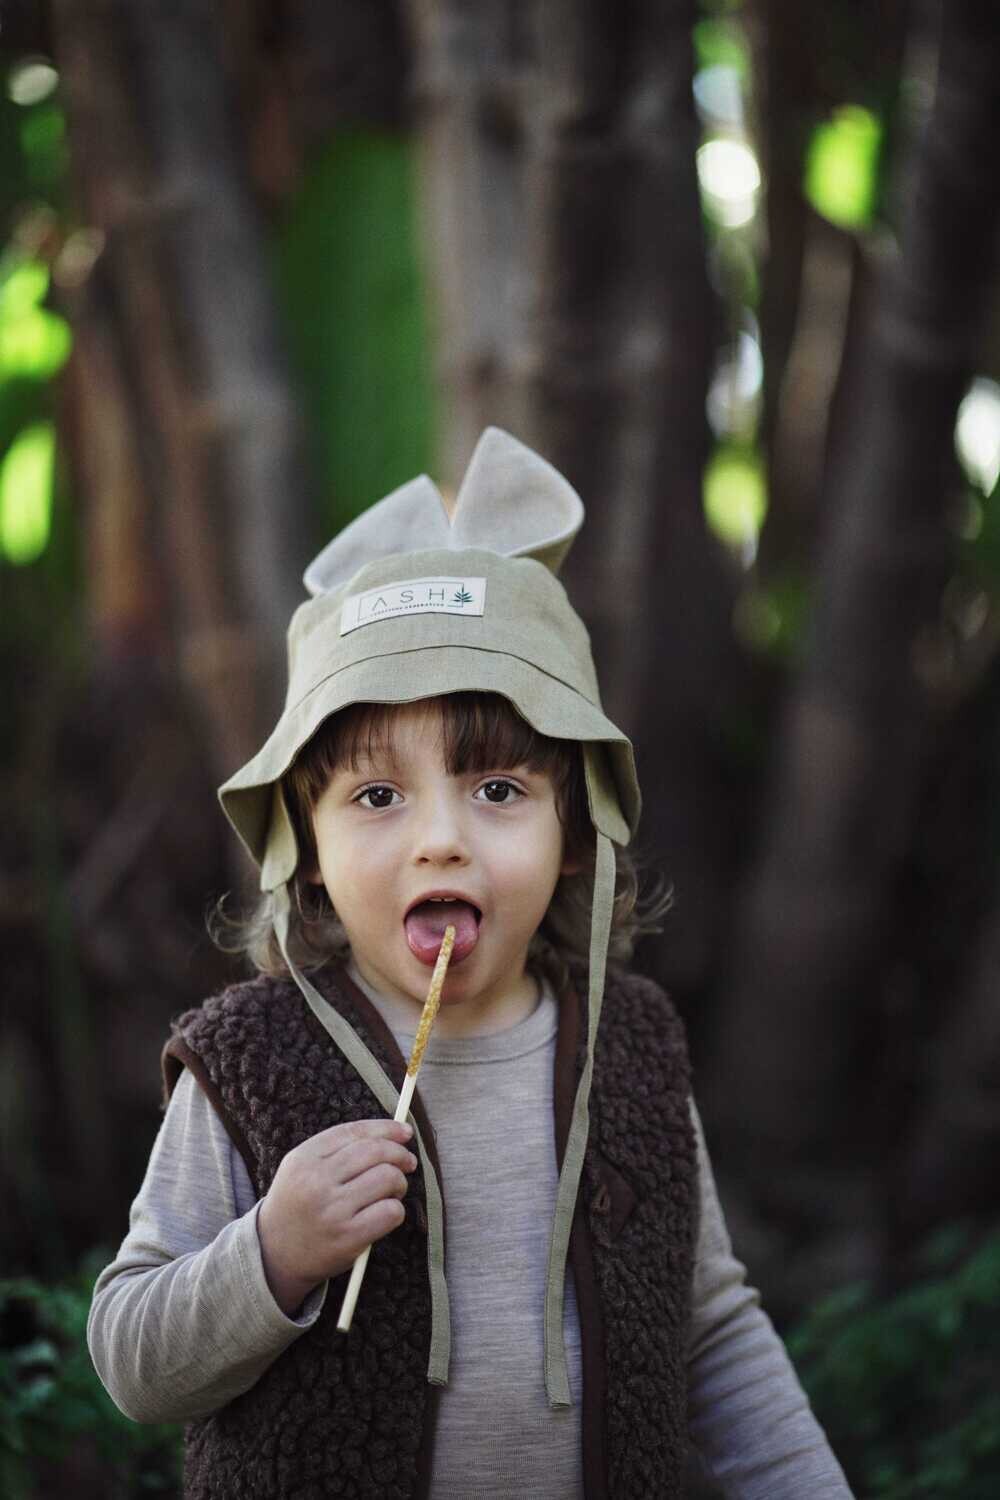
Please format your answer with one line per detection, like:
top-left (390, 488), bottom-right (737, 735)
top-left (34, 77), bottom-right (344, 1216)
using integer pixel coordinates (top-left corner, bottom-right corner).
top-left (0, 65), bottom-right (64, 224)
top-left (789, 1224), bottom-right (1000, 1498)
top-left (17, 99), bottom-right (66, 194)
top-left (963, 474), bottom-right (1000, 593)
top-left (0, 1258), bottom-right (181, 1499)
top-left (4, 1228), bottom-right (1000, 1498)
top-left (1, 62), bottom-right (110, 1307)
top-left (732, 574), bottom-right (812, 662)
top-left (274, 129), bottom-right (435, 530)
top-left (0, 63), bottom-right (76, 607)
top-left (0, 261), bottom-right (71, 386)
top-left (703, 444), bottom-right (767, 551)
top-left (1, 419), bottom-right (56, 563)
top-left (692, 15), bottom-right (750, 81)
top-left (805, 105), bottom-right (883, 230)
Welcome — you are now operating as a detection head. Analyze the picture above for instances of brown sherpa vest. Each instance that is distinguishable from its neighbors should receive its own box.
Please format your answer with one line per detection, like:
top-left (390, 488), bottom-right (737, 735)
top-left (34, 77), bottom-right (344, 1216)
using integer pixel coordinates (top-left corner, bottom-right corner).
top-left (162, 961), bottom-right (696, 1500)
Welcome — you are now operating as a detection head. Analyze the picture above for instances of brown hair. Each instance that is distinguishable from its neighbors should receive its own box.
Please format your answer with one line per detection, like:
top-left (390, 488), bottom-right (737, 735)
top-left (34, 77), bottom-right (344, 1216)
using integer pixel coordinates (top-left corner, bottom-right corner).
top-left (216, 693), bottom-right (668, 988)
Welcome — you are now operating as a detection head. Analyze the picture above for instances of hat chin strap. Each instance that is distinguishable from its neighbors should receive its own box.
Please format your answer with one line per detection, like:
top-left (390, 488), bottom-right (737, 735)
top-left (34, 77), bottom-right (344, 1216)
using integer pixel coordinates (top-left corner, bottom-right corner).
top-left (271, 883), bottom-right (452, 1388)
top-left (544, 827), bottom-right (614, 1408)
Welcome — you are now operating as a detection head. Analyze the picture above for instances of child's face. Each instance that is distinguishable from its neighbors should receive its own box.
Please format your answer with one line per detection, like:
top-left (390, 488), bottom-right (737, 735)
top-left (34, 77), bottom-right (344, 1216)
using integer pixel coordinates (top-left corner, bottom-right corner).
top-left (308, 700), bottom-right (575, 1026)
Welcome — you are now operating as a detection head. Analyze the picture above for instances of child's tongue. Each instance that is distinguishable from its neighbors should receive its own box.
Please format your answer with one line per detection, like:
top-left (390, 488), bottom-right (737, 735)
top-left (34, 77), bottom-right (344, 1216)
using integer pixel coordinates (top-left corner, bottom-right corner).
top-left (405, 899), bottom-right (479, 965)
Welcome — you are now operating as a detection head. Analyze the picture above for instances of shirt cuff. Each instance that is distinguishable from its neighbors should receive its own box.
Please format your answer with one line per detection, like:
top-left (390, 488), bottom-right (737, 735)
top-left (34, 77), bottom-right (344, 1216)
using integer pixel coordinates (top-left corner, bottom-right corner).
top-left (237, 1202), bottom-right (328, 1334)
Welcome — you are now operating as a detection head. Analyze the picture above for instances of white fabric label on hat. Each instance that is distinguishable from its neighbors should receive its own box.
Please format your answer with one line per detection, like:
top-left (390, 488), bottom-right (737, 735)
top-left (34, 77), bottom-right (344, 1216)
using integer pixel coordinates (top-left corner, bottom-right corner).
top-left (339, 576), bottom-right (488, 635)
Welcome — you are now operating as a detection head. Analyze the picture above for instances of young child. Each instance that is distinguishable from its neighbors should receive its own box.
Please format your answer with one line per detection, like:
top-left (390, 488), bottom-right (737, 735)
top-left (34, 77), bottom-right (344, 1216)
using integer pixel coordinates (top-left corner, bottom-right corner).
top-left (89, 429), bottom-right (852, 1498)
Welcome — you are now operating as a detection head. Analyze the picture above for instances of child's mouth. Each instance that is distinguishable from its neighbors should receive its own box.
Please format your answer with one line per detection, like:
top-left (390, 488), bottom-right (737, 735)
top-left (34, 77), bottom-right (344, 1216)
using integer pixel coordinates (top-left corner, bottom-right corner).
top-left (404, 898), bottom-right (481, 966)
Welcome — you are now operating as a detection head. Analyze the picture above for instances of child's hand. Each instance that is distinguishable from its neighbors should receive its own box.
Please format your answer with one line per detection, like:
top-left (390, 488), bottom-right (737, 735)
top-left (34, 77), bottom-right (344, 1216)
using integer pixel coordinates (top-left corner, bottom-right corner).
top-left (257, 1118), bottom-right (418, 1316)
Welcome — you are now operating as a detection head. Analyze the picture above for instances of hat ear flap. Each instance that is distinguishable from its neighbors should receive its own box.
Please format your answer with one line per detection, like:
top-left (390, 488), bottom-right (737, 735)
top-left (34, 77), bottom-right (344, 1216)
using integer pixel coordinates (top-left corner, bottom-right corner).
top-left (582, 743), bottom-right (630, 845)
top-left (260, 784), bottom-right (299, 892)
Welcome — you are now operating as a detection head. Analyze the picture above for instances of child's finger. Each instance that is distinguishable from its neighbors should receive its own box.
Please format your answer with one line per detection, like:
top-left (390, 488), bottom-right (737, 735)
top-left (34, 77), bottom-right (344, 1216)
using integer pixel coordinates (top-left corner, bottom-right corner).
top-left (315, 1118), bottom-right (413, 1154)
top-left (340, 1161), bottom-right (410, 1220)
top-left (332, 1137), bottom-right (418, 1185)
top-left (347, 1197), bottom-right (407, 1250)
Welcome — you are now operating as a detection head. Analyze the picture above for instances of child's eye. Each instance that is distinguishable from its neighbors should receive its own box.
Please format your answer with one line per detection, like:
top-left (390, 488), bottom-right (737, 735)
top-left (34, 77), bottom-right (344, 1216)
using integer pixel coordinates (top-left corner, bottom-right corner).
top-left (475, 778), bottom-right (522, 804)
top-left (355, 785), bottom-right (400, 810)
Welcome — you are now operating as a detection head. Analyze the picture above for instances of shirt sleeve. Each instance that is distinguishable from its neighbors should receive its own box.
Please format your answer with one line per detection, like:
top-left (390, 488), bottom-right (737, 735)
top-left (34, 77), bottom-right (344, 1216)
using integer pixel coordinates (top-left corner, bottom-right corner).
top-left (87, 1067), bottom-right (327, 1424)
top-left (686, 1101), bottom-right (854, 1498)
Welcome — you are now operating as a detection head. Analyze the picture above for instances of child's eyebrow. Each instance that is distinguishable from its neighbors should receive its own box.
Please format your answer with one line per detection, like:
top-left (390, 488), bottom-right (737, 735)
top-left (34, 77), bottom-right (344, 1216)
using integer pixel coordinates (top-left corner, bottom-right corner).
top-left (343, 743), bottom-right (402, 774)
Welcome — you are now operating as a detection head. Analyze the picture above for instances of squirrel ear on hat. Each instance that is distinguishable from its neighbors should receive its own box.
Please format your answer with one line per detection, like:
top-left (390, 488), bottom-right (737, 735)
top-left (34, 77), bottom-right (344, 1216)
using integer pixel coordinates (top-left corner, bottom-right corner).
top-left (303, 428), bottom-right (584, 595)
top-left (304, 475), bottom-right (451, 595)
top-left (449, 427), bottom-right (583, 574)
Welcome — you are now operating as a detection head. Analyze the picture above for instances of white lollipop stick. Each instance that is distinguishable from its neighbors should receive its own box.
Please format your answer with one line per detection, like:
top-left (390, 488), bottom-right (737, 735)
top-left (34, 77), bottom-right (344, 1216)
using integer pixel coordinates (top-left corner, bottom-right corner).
top-left (337, 924), bottom-right (455, 1332)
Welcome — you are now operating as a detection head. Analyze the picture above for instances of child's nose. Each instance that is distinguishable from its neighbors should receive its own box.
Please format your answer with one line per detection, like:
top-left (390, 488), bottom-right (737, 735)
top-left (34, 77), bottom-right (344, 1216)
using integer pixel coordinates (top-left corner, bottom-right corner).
top-left (413, 795), bottom-right (469, 866)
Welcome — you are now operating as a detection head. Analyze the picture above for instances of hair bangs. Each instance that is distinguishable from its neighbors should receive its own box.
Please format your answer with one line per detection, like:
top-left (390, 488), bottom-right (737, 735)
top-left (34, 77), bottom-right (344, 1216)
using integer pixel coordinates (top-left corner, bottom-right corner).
top-left (288, 702), bottom-right (402, 810)
top-left (437, 693), bottom-right (565, 778)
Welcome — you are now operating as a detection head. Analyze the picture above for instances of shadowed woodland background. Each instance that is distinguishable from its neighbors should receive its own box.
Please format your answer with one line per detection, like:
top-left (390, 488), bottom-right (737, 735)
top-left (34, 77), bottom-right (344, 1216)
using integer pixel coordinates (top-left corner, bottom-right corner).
top-left (3, 1), bottom-right (1000, 1495)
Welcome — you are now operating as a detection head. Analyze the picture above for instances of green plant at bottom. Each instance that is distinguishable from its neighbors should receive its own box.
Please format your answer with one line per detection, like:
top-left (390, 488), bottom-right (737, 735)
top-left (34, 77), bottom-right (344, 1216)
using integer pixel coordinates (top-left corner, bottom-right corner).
top-left (788, 1225), bottom-right (1000, 1498)
top-left (0, 1255), bottom-right (180, 1498)
top-left (5, 1227), bottom-right (1000, 1498)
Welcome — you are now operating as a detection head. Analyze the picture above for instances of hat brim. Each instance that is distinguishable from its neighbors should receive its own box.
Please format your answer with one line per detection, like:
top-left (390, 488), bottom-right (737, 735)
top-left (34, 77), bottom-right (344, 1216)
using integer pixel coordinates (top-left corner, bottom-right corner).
top-left (220, 646), bottom-right (639, 874)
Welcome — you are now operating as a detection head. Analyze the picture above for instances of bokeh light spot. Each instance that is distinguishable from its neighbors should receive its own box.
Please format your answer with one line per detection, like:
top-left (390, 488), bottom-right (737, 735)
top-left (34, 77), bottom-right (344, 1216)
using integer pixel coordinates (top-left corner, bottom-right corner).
top-left (1, 259), bottom-right (50, 315)
top-left (694, 65), bottom-right (744, 129)
top-left (692, 19), bottom-right (749, 79)
top-left (0, 307), bottom-right (72, 379)
top-left (0, 423), bottom-right (56, 565)
top-left (7, 59), bottom-right (59, 107)
top-left (707, 329), bottom-right (764, 439)
top-left (697, 138), bottom-right (761, 228)
top-left (956, 378), bottom-right (1000, 497)
top-left (704, 447), bottom-right (768, 554)
top-left (804, 106), bottom-right (881, 230)
top-left (0, 260), bottom-right (71, 379)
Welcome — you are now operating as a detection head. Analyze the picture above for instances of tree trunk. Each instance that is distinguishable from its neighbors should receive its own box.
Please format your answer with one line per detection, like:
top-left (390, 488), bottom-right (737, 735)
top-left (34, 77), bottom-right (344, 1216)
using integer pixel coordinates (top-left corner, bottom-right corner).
top-left (752, 0), bottom-right (910, 577)
top-left (711, 0), bottom-right (1000, 1203)
top-left (405, 0), bottom-right (531, 481)
top-left (409, 0), bottom-right (742, 991)
top-left (61, 255), bottom-right (167, 663)
top-left (52, 0), bottom-right (314, 782)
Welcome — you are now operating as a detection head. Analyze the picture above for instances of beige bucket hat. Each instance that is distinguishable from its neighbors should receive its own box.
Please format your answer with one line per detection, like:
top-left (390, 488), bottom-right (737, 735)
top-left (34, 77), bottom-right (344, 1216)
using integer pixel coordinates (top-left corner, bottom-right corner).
top-left (218, 427), bottom-right (640, 1408)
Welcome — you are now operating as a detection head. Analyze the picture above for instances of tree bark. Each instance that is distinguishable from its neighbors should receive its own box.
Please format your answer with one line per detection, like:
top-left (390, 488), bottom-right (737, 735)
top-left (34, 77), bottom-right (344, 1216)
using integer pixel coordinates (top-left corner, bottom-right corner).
top-left (60, 255), bottom-right (167, 663)
top-left (405, 0), bottom-right (531, 480)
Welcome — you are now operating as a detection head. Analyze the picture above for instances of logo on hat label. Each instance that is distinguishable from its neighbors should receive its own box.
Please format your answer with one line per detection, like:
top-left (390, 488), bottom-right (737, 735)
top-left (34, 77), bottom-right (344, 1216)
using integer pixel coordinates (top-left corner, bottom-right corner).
top-left (340, 576), bottom-right (487, 635)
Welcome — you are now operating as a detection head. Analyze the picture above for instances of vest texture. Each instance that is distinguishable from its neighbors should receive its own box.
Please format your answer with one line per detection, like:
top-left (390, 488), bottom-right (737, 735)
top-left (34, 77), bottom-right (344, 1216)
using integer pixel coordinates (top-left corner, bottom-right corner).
top-left (162, 962), bottom-right (696, 1500)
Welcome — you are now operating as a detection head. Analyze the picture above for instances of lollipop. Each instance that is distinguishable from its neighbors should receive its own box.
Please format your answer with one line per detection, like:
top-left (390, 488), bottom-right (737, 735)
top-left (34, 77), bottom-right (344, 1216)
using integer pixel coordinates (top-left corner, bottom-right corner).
top-left (337, 925), bottom-right (455, 1332)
